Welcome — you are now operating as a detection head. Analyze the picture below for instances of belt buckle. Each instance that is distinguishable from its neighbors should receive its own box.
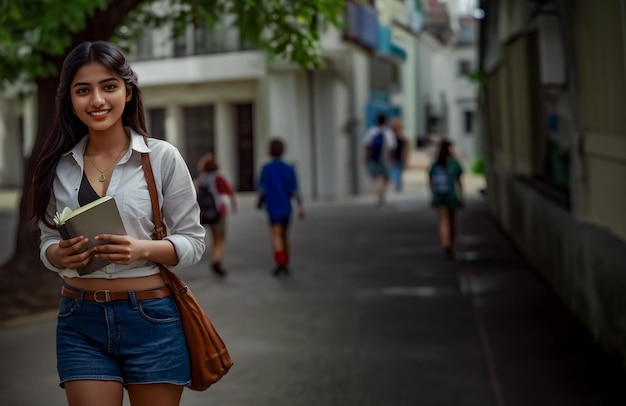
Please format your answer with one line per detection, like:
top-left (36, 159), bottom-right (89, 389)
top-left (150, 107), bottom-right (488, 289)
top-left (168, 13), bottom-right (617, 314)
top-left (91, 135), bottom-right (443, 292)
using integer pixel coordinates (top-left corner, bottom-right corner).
top-left (93, 290), bottom-right (111, 303)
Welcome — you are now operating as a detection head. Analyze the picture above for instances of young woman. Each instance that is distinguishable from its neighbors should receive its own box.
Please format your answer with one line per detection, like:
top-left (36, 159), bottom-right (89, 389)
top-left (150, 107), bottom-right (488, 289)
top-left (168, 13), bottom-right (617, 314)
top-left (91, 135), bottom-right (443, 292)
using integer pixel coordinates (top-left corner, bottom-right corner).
top-left (256, 138), bottom-right (304, 276)
top-left (428, 139), bottom-right (464, 259)
top-left (195, 153), bottom-right (237, 277)
top-left (31, 41), bottom-right (205, 406)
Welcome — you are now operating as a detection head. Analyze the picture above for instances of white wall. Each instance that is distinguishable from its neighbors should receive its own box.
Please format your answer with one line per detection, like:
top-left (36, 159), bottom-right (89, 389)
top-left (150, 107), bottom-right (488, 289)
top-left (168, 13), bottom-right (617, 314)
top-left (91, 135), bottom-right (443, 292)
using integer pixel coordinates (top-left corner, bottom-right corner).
top-left (393, 27), bottom-right (419, 144)
top-left (415, 32), bottom-right (441, 139)
top-left (449, 47), bottom-right (479, 162)
top-left (332, 77), bottom-right (352, 198)
top-left (263, 71), bottom-right (315, 198)
top-left (312, 71), bottom-right (338, 199)
top-left (352, 50), bottom-right (373, 194)
top-left (428, 45), bottom-right (478, 162)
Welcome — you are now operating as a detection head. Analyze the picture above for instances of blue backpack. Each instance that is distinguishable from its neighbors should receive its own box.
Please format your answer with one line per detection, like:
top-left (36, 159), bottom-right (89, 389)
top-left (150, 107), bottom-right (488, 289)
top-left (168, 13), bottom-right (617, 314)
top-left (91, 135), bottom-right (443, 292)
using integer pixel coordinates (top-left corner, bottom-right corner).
top-left (431, 165), bottom-right (453, 195)
top-left (369, 132), bottom-right (385, 163)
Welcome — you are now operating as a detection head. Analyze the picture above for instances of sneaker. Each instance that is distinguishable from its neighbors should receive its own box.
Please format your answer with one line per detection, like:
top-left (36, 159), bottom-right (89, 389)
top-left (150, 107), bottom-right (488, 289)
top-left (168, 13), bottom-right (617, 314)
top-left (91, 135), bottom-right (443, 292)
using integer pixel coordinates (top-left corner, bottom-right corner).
top-left (272, 265), bottom-right (290, 277)
top-left (212, 262), bottom-right (226, 277)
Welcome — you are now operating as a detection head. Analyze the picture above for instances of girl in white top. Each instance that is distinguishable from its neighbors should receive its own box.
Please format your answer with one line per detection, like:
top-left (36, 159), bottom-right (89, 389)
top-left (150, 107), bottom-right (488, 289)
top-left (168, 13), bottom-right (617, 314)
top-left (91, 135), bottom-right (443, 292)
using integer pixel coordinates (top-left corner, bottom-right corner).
top-left (31, 41), bottom-right (205, 406)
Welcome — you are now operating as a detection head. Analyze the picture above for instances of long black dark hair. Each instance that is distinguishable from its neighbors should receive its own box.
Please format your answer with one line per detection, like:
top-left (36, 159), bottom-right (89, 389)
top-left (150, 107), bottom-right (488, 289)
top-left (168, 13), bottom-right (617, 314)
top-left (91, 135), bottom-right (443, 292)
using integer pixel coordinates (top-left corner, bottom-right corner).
top-left (32, 41), bottom-right (148, 226)
top-left (435, 139), bottom-right (452, 167)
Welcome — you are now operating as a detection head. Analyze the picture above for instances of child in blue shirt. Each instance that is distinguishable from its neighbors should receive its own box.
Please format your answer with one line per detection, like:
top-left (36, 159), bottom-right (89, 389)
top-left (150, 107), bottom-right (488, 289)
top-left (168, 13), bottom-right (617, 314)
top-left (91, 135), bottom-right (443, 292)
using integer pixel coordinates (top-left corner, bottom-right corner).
top-left (257, 138), bottom-right (305, 276)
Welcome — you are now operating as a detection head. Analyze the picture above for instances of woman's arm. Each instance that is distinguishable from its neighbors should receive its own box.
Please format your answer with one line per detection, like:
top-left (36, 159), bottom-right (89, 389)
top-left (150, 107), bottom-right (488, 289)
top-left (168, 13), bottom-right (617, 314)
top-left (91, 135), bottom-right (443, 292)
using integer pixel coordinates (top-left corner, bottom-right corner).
top-left (156, 144), bottom-right (206, 268)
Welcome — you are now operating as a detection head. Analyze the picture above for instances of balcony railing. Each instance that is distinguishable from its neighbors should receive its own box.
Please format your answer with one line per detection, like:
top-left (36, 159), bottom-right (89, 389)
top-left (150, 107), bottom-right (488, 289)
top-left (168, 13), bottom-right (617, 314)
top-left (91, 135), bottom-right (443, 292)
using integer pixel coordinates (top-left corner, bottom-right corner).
top-left (128, 24), bottom-right (255, 62)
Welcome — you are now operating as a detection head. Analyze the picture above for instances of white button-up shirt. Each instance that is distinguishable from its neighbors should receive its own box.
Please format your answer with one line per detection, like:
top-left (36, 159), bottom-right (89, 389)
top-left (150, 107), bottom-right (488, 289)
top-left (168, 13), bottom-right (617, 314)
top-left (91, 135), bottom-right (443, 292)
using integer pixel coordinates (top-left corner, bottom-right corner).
top-left (39, 128), bottom-right (206, 279)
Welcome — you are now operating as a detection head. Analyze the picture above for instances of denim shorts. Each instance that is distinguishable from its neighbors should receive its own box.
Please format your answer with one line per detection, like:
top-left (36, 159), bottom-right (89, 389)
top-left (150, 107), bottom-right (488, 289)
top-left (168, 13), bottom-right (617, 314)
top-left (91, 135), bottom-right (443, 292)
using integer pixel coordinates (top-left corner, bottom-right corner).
top-left (366, 161), bottom-right (389, 179)
top-left (56, 289), bottom-right (190, 387)
top-left (267, 212), bottom-right (291, 227)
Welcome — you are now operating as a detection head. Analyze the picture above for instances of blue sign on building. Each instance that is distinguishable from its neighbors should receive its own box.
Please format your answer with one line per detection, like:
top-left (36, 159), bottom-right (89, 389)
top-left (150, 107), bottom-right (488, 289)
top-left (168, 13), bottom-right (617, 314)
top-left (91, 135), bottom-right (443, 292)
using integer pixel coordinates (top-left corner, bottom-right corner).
top-left (365, 91), bottom-right (402, 128)
top-left (378, 25), bottom-right (407, 60)
top-left (357, 4), bottom-right (379, 50)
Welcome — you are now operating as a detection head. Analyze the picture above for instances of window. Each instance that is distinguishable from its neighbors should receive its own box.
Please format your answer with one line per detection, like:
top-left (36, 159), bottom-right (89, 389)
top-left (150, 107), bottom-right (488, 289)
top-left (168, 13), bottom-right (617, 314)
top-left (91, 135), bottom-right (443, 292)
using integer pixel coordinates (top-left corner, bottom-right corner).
top-left (458, 60), bottom-right (472, 76)
top-left (183, 105), bottom-right (215, 177)
top-left (135, 34), bottom-right (152, 61)
top-left (148, 108), bottom-right (166, 140)
top-left (173, 29), bottom-right (188, 57)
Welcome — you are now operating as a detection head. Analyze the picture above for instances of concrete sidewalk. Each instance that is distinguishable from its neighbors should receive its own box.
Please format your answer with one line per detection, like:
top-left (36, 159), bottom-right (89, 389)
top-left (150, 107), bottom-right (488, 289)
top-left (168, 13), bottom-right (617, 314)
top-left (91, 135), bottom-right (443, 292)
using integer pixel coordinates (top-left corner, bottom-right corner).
top-left (0, 169), bottom-right (624, 405)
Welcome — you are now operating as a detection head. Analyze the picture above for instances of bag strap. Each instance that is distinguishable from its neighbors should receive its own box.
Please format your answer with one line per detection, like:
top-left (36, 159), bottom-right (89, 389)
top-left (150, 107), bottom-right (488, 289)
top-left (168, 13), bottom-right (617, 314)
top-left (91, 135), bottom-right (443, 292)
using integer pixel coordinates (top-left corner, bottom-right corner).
top-left (140, 136), bottom-right (166, 241)
top-left (139, 136), bottom-right (191, 294)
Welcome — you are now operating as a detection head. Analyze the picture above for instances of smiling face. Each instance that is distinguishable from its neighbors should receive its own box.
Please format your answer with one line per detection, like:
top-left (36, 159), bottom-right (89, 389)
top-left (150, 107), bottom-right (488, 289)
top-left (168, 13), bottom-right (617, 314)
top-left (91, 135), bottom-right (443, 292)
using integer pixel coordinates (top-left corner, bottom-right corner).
top-left (70, 61), bottom-right (132, 134)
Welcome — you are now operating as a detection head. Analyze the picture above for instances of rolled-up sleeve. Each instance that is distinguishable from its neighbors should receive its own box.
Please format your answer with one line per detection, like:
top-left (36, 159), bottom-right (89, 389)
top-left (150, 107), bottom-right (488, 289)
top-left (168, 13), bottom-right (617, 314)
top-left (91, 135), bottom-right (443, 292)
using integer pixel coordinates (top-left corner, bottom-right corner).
top-left (39, 194), bottom-right (64, 274)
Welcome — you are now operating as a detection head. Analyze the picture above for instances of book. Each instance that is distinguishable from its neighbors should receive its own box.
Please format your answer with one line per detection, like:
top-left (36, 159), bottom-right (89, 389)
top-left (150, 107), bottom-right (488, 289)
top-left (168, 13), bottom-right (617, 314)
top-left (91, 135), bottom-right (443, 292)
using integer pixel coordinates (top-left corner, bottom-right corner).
top-left (53, 196), bottom-right (127, 275)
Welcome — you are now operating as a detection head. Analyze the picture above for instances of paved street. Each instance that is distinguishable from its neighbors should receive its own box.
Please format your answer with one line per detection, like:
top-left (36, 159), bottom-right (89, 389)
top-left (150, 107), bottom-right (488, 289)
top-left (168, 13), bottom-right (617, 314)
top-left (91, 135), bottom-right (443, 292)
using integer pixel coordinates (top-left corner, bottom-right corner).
top-left (0, 177), bottom-right (624, 405)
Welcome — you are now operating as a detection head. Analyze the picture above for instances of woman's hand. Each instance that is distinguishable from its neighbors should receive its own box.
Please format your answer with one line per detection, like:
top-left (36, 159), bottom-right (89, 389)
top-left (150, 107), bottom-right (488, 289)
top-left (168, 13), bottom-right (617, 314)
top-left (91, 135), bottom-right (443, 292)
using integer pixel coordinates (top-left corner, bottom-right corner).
top-left (54, 236), bottom-right (95, 270)
top-left (92, 234), bottom-right (149, 265)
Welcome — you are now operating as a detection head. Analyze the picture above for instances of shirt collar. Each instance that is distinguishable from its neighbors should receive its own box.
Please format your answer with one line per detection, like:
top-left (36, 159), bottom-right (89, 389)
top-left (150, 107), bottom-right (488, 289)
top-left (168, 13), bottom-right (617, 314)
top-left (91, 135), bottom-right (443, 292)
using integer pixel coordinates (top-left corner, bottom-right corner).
top-left (63, 127), bottom-right (150, 162)
top-left (128, 127), bottom-right (151, 154)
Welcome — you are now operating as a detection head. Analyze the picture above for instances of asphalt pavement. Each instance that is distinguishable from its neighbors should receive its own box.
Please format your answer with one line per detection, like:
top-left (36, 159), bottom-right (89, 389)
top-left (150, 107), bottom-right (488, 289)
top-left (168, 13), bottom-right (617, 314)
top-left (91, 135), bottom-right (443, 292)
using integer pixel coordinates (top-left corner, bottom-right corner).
top-left (0, 173), bottom-right (624, 406)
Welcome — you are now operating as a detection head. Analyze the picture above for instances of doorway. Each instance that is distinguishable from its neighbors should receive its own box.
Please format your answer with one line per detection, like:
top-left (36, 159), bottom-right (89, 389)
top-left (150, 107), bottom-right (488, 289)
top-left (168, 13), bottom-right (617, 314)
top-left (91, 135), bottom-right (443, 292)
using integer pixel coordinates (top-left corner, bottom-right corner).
top-left (183, 105), bottom-right (215, 177)
top-left (234, 103), bottom-right (254, 191)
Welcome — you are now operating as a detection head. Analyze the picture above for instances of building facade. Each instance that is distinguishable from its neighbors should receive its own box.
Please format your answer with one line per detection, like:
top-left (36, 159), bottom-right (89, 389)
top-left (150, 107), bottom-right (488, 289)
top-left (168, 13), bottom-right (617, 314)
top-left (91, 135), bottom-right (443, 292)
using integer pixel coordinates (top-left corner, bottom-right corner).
top-left (415, 0), bottom-right (480, 164)
top-left (478, 0), bottom-right (626, 365)
top-left (0, 1), bottom-right (426, 200)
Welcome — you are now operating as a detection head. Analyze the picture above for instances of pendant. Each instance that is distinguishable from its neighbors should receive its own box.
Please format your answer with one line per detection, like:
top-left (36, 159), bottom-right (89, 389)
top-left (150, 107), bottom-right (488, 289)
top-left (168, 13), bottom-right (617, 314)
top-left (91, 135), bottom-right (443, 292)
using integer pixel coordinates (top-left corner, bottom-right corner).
top-left (98, 173), bottom-right (106, 182)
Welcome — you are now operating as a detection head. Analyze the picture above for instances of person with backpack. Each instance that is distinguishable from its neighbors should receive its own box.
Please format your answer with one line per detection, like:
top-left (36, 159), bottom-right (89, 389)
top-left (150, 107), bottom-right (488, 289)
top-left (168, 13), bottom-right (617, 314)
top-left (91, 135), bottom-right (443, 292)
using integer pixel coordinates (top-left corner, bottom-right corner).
top-left (429, 139), bottom-right (464, 259)
top-left (363, 113), bottom-right (397, 206)
top-left (195, 153), bottom-right (237, 276)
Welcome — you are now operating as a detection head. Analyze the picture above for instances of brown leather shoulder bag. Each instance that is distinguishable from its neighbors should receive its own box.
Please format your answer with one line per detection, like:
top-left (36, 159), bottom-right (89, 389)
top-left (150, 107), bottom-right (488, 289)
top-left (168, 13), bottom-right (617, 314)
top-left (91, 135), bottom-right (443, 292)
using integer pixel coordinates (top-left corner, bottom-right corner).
top-left (141, 143), bottom-right (233, 391)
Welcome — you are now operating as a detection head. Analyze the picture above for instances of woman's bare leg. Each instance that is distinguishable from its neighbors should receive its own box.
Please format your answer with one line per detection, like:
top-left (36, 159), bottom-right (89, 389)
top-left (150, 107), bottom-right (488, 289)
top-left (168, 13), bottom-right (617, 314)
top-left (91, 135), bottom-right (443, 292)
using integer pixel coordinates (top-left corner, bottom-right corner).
top-left (127, 383), bottom-right (184, 406)
top-left (436, 207), bottom-right (451, 249)
top-left (448, 208), bottom-right (457, 248)
top-left (210, 227), bottom-right (226, 264)
top-left (65, 380), bottom-right (124, 406)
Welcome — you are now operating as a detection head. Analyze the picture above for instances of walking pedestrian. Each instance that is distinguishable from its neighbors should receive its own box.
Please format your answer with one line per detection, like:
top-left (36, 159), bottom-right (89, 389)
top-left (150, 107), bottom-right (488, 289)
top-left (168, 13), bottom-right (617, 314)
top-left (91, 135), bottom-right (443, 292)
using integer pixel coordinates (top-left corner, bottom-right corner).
top-left (195, 152), bottom-right (237, 277)
top-left (256, 138), bottom-right (304, 277)
top-left (428, 139), bottom-right (464, 259)
top-left (389, 117), bottom-right (409, 192)
top-left (31, 41), bottom-right (205, 406)
top-left (363, 113), bottom-right (397, 205)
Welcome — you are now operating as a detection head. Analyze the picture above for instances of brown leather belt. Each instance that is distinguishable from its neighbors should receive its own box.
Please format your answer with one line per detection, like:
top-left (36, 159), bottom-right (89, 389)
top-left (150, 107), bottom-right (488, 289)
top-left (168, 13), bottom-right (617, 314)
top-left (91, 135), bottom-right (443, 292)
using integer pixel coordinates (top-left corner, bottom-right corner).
top-left (61, 284), bottom-right (171, 303)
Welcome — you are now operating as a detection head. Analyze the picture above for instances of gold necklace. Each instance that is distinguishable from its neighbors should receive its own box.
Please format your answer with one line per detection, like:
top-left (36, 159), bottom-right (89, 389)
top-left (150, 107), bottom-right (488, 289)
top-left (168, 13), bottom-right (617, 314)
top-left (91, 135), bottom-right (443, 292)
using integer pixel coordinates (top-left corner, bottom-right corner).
top-left (86, 147), bottom-right (127, 182)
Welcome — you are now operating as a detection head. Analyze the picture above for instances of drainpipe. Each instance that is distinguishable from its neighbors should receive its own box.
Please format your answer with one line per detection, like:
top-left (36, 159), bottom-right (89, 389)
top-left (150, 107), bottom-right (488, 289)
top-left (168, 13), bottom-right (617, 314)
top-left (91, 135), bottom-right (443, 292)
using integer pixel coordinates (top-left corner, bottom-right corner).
top-left (307, 69), bottom-right (318, 199)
